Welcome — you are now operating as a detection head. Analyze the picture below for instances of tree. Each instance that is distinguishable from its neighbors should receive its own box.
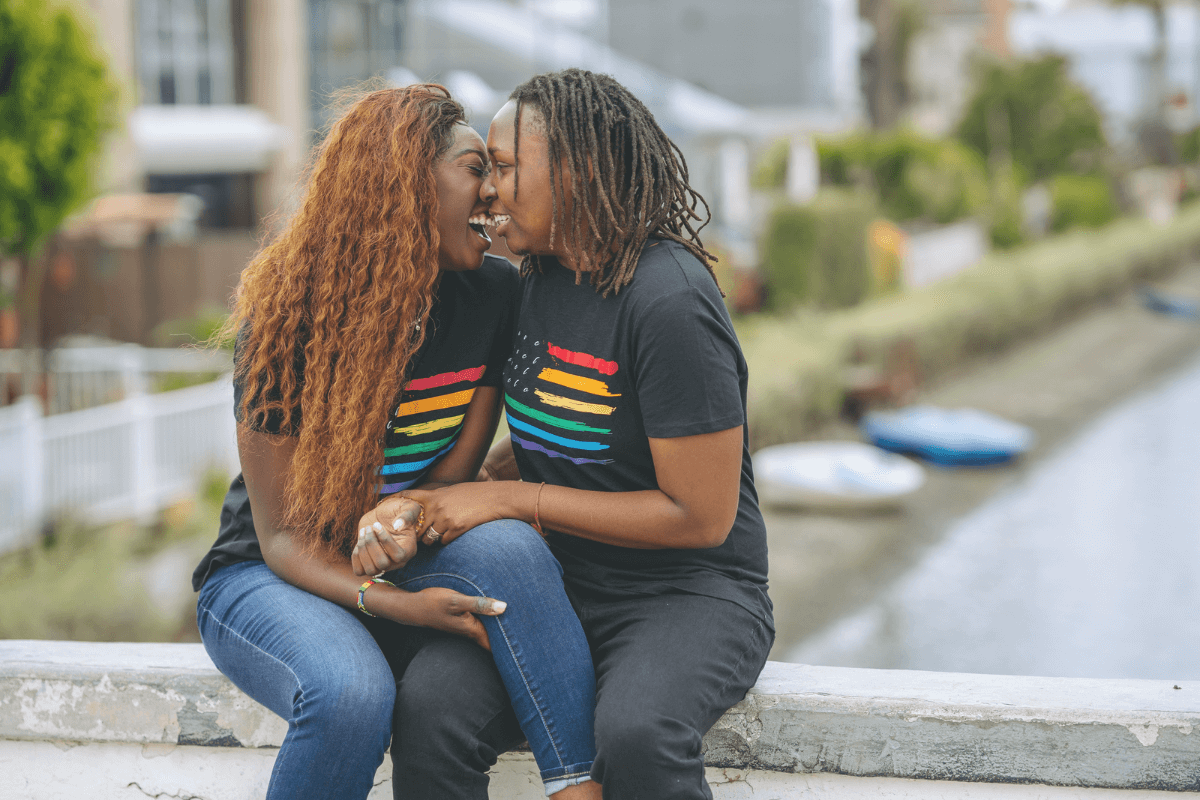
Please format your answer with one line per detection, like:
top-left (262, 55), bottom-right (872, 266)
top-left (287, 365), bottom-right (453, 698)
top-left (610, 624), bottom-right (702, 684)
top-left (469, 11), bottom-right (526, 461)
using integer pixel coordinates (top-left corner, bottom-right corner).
top-left (0, 0), bottom-right (118, 386)
top-left (955, 55), bottom-right (1106, 182)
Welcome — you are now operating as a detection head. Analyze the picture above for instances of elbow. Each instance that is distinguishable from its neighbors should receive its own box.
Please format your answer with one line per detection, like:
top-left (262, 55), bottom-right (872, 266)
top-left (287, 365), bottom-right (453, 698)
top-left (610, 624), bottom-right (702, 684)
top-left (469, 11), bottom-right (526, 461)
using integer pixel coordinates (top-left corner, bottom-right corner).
top-left (688, 511), bottom-right (737, 549)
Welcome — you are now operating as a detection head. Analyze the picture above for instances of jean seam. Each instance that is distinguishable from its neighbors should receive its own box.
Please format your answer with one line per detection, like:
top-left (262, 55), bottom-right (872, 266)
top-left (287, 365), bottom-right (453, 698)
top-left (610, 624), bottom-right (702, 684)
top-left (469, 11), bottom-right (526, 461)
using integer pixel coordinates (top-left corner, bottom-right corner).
top-left (392, 570), bottom-right (570, 773)
top-left (196, 600), bottom-right (307, 717)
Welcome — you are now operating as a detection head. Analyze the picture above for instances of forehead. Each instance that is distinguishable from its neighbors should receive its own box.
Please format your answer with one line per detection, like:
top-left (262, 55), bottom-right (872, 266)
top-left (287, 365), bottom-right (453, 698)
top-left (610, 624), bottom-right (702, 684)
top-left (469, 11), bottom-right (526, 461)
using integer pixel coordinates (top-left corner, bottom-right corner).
top-left (489, 100), bottom-right (546, 148)
top-left (444, 123), bottom-right (485, 155)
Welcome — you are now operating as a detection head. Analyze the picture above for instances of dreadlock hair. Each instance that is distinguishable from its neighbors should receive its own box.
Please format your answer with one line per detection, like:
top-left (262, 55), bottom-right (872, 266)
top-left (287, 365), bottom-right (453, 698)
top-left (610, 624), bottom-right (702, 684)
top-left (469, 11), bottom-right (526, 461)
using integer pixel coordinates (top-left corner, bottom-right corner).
top-left (213, 83), bottom-right (465, 557)
top-left (509, 68), bottom-right (719, 296)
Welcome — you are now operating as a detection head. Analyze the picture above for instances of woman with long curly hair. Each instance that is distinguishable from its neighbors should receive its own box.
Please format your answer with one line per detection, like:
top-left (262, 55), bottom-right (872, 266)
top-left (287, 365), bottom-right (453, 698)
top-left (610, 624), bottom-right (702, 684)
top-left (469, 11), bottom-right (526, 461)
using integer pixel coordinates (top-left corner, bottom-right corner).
top-left (191, 84), bottom-right (599, 800)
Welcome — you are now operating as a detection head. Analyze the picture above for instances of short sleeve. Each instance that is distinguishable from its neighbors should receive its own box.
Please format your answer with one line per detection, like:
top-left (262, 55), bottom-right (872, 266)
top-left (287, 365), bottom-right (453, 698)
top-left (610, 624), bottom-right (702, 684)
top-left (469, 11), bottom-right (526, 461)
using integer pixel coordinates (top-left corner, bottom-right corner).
top-left (479, 264), bottom-right (518, 389)
top-left (631, 284), bottom-right (746, 439)
top-left (232, 327), bottom-right (303, 436)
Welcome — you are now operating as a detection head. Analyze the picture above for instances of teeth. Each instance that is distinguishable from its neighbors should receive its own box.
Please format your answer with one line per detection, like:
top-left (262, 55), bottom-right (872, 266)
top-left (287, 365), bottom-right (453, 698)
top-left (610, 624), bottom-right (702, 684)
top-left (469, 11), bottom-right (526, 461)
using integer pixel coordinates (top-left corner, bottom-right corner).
top-left (468, 214), bottom-right (510, 228)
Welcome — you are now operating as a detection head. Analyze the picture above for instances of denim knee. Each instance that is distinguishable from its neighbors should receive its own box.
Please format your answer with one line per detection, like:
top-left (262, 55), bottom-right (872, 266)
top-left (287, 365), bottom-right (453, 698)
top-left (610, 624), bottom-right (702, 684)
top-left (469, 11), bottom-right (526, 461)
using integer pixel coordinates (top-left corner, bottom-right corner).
top-left (294, 659), bottom-right (395, 744)
top-left (445, 520), bottom-right (562, 582)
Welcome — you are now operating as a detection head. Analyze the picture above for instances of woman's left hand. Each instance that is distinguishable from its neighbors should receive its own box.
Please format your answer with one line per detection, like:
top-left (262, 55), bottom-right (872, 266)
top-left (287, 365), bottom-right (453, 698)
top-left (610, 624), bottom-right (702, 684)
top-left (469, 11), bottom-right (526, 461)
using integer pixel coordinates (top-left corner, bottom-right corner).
top-left (404, 482), bottom-right (519, 547)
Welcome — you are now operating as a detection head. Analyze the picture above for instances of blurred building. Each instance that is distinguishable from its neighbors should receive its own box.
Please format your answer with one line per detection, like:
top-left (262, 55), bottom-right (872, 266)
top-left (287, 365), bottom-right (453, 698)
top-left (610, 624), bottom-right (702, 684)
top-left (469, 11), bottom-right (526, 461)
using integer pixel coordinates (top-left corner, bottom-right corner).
top-left (905, 0), bottom-right (991, 136)
top-left (401, 0), bottom-right (861, 262)
top-left (1010, 1), bottom-right (1200, 143)
top-left (44, 0), bottom-right (309, 346)
top-left (58, 0), bottom-right (867, 337)
top-left (84, 0), bottom-right (306, 227)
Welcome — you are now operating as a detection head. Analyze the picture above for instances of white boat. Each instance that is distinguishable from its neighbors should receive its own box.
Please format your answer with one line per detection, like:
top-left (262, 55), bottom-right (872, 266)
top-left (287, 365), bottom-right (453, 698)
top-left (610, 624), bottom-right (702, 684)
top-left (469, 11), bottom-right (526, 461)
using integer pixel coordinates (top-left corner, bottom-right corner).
top-left (753, 441), bottom-right (926, 511)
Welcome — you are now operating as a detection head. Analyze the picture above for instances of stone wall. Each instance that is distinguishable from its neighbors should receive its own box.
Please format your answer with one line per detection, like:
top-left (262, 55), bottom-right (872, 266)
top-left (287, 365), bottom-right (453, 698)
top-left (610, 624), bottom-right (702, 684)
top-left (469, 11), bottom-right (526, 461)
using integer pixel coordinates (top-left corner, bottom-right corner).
top-left (2, 640), bottom-right (1198, 799)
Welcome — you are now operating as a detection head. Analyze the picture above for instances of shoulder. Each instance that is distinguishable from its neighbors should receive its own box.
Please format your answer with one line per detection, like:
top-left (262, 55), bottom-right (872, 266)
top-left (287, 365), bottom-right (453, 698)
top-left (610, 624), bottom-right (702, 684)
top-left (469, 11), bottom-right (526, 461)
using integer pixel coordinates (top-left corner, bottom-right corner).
top-left (625, 239), bottom-right (723, 312)
top-left (442, 255), bottom-right (520, 309)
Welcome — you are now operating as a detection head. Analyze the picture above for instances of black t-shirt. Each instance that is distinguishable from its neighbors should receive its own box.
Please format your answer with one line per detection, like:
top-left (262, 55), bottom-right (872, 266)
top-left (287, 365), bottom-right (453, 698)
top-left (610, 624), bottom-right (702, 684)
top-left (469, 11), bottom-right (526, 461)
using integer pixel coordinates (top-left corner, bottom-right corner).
top-left (192, 256), bottom-right (519, 591)
top-left (504, 240), bottom-right (772, 625)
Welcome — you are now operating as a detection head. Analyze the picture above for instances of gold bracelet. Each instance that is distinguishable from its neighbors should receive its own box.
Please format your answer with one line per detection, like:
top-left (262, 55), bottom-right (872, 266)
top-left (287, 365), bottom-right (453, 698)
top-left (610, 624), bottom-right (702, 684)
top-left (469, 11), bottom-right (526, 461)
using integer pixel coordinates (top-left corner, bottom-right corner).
top-left (532, 482), bottom-right (546, 536)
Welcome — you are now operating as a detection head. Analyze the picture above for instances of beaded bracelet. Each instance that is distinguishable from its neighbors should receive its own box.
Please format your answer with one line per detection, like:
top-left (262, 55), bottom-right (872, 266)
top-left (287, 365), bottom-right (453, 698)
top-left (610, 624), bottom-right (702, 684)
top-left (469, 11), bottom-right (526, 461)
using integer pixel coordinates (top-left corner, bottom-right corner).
top-left (357, 577), bottom-right (396, 617)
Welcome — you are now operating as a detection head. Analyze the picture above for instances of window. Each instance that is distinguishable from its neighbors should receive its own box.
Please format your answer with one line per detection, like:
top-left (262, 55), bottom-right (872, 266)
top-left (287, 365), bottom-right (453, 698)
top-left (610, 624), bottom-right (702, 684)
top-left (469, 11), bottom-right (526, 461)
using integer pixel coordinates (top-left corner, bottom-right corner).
top-left (309, 0), bottom-right (407, 133)
top-left (136, 0), bottom-right (238, 105)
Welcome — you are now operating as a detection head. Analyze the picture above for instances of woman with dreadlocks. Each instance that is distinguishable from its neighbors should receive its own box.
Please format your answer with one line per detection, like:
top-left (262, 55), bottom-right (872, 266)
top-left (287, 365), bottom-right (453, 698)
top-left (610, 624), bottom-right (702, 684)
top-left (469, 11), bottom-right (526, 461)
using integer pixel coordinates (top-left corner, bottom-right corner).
top-left (358, 69), bottom-right (773, 799)
top-left (191, 84), bottom-right (599, 800)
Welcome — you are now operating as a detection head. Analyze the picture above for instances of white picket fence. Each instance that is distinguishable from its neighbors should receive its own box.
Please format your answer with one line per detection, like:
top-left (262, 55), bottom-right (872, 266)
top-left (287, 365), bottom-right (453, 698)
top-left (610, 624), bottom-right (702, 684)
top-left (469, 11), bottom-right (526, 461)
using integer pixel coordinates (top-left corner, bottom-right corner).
top-left (0, 345), bottom-right (233, 414)
top-left (0, 377), bottom-right (238, 555)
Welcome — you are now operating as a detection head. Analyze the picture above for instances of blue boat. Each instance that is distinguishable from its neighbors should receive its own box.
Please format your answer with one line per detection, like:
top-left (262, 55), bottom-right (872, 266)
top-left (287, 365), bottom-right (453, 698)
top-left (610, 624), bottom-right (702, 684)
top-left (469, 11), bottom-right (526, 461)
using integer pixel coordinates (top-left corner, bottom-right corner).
top-left (861, 406), bottom-right (1035, 467)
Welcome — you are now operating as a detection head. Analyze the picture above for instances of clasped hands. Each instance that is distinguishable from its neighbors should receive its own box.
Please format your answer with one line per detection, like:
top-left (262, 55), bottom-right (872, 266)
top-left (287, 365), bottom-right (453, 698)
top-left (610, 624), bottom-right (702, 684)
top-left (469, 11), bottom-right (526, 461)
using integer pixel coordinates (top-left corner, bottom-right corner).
top-left (350, 483), bottom-right (509, 576)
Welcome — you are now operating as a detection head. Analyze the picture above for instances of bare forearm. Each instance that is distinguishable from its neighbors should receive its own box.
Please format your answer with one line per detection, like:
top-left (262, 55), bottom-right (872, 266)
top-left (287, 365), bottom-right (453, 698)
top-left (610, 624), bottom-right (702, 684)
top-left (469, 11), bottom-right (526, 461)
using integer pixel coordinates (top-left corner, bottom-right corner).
top-left (494, 481), bottom-right (726, 550)
top-left (258, 532), bottom-right (424, 623)
top-left (260, 533), bottom-right (370, 608)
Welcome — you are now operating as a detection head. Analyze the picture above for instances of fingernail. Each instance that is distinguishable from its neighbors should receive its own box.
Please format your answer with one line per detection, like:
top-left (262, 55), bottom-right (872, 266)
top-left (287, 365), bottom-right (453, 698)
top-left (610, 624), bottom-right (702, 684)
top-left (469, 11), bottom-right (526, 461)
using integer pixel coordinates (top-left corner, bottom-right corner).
top-left (492, 601), bottom-right (507, 613)
top-left (372, 521), bottom-right (382, 532)
top-left (393, 519), bottom-right (402, 530)
top-left (358, 528), bottom-right (365, 538)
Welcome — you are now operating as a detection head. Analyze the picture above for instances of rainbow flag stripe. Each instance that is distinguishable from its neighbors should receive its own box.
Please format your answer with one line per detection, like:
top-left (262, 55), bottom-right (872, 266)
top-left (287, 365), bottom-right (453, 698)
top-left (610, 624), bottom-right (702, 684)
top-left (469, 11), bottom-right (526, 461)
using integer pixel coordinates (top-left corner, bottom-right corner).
top-left (510, 432), bottom-right (613, 465)
top-left (378, 363), bottom-right (486, 497)
top-left (534, 389), bottom-right (615, 416)
top-left (537, 368), bottom-right (620, 397)
top-left (395, 387), bottom-right (475, 417)
top-left (506, 413), bottom-right (609, 451)
top-left (380, 440), bottom-right (457, 475)
top-left (505, 395), bottom-right (611, 434)
top-left (406, 365), bottom-right (486, 391)
top-left (547, 342), bottom-right (618, 375)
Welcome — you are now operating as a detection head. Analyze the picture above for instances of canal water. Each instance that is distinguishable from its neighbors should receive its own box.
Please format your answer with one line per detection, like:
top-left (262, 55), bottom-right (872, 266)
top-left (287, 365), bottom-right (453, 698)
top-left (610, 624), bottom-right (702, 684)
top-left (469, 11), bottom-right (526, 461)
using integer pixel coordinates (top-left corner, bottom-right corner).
top-left (787, 355), bottom-right (1200, 681)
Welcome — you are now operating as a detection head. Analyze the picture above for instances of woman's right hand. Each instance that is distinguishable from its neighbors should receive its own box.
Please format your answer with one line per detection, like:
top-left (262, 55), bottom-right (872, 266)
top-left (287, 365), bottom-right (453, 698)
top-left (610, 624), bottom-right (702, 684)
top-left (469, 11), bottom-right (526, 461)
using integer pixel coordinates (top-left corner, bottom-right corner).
top-left (405, 587), bottom-right (506, 651)
top-left (352, 496), bottom-right (424, 576)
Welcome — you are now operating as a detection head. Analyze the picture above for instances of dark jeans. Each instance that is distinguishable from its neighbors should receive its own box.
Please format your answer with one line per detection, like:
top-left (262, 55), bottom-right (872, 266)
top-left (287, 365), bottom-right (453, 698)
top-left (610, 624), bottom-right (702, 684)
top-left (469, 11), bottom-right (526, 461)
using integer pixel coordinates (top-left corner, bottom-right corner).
top-left (390, 584), bottom-right (773, 800)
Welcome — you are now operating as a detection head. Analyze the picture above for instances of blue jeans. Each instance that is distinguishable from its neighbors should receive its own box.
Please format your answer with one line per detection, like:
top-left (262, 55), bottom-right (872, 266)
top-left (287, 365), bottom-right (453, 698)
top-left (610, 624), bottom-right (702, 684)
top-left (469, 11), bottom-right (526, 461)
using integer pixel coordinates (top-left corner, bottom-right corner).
top-left (196, 520), bottom-right (596, 799)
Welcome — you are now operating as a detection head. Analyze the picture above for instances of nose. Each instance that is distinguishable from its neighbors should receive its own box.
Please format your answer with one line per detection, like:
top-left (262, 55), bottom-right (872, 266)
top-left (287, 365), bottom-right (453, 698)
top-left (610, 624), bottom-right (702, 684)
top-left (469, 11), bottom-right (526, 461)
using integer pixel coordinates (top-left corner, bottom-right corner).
top-left (479, 169), bottom-right (497, 202)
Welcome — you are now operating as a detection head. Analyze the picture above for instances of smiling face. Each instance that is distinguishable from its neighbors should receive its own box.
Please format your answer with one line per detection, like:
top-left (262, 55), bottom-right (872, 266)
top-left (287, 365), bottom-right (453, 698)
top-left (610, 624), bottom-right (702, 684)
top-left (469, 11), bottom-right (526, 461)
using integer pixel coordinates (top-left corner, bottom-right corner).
top-left (481, 100), bottom-right (576, 267)
top-left (434, 124), bottom-right (494, 272)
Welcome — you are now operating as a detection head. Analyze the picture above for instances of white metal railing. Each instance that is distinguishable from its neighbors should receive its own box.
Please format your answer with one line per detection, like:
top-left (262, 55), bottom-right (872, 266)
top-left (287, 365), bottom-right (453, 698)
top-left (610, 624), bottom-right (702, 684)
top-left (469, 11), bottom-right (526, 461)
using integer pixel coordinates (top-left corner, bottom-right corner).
top-left (0, 377), bottom-right (237, 555)
top-left (0, 345), bottom-right (233, 414)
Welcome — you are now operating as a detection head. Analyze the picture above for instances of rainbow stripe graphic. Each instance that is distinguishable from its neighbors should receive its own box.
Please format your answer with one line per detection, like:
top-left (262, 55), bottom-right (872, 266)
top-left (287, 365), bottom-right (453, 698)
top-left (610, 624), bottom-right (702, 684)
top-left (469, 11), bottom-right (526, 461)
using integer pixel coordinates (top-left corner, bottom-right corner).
top-left (507, 342), bottom-right (619, 466)
top-left (510, 432), bottom-right (613, 465)
top-left (378, 364), bottom-right (485, 497)
top-left (547, 342), bottom-right (618, 375)
top-left (406, 365), bottom-right (486, 391)
top-left (533, 390), bottom-right (615, 416)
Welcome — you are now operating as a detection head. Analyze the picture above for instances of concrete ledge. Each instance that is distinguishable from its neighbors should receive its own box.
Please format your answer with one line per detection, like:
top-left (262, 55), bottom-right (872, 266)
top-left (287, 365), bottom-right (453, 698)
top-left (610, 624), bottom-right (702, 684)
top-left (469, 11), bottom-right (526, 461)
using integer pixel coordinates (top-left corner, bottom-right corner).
top-left (2, 640), bottom-right (1199, 798)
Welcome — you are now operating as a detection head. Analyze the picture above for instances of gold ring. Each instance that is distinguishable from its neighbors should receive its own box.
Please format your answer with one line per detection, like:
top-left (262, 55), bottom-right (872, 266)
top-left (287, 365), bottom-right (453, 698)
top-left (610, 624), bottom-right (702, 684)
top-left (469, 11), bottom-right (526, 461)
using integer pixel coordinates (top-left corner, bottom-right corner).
top-left (424, 527), bottom-right (442, 545)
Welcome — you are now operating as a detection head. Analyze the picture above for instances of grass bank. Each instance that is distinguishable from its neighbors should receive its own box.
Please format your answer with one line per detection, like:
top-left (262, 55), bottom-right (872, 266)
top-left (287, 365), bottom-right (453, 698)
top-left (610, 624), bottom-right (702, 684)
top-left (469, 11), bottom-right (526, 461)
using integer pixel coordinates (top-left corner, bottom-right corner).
top-left (739, 203), bottom-right (1200, 448)
top-left (0, 474), bottom-right (226, 642)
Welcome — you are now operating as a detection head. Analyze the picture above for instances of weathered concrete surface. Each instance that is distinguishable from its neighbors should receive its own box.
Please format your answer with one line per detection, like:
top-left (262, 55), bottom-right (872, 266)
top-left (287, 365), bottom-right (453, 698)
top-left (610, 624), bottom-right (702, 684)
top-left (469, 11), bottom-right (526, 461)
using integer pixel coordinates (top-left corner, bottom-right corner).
top-left (705, 662), bottom-right (1200, 791)
top-left (2, 743), bottom-right (1195, 800)
top-left (3, 641), bottom-right (1200, 797)
top-left (0, 640), bottom-right (286, 748)
top-left (5, 742), bottom-right (1193, 800)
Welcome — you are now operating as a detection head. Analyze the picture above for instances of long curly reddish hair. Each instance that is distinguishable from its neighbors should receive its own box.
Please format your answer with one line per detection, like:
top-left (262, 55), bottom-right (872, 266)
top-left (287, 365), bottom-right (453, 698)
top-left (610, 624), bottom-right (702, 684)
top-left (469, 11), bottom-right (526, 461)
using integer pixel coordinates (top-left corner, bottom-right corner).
top-left (220, 84), bottom-right (466, 556)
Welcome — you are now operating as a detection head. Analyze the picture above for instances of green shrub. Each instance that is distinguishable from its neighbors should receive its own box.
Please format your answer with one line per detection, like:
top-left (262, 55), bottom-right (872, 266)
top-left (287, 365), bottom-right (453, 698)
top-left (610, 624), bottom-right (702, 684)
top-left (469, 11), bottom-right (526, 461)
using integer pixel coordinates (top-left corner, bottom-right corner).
top-left (152, 305), bottom-right (232, 348)
top-left (760, 189), bottom-right (877, 310)
top-left (817, 131), bottom-right (989, 224)
top-left (1050, 174), bottom-right (1118, 232)
top-left (741, 203), bottom-right (1200, 448)
top-left (752, 139), bottom-right (790, 190)
top-left (956, 55), bottom-right (1107, 181)
top-left (987, 163), bottom-right (1026, 248)
top-left (1178, 126), bottom-right (1200, 164)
